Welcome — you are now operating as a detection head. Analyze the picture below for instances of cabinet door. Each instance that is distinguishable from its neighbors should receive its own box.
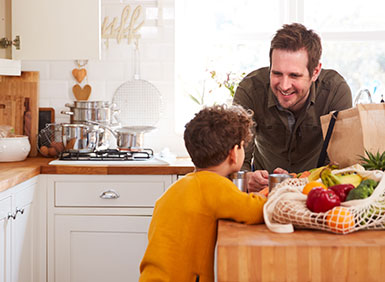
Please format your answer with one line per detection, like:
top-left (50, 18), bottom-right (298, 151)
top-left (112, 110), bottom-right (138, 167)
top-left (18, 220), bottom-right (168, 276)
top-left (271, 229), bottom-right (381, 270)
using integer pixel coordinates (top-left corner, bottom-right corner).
top-left (54, 215), bottom-right (151, 282)
top-left (0, 0), bottom-right (12, 59)
top-left (11, 0), bottom-right (101, 60)
top-left (0, 195), bottom-right (12, 282)
top-left (11, 184), bottom-right (35, 282)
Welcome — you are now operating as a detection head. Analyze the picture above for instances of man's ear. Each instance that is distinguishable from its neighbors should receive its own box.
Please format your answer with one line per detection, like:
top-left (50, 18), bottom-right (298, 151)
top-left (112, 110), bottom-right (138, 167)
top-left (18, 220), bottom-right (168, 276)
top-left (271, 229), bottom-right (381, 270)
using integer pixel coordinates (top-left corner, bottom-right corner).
top-left (311, 62), bottom-right (322, 82)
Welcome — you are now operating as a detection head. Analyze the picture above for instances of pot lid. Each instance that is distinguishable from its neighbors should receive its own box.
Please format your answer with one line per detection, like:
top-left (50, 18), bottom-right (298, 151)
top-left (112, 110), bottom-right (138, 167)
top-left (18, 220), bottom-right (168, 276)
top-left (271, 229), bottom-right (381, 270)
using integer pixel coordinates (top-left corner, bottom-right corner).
top-left (66, 101), bottom-right (113, 109)
top-left (115, 126), bottom-right (156, 134)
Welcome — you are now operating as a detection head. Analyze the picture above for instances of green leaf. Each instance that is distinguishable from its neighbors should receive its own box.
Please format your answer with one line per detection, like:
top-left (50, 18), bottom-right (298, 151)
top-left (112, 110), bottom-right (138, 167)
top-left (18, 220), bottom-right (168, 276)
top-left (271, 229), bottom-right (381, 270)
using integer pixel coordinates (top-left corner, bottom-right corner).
top-left (188, 94), bottom-right (202, 105)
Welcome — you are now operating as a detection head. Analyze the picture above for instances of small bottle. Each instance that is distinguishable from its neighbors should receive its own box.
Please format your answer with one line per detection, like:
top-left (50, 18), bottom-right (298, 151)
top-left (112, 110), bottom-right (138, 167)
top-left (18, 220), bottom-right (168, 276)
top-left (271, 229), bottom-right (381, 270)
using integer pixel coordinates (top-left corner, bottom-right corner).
top-left (381, 94), bottom-right (384, 103)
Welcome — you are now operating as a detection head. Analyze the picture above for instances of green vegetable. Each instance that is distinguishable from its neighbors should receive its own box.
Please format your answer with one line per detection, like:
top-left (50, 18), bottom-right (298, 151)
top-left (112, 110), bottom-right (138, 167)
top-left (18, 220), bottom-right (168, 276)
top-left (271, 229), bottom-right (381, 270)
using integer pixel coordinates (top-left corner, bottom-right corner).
top-left (346, 179), bottom-right (378, 201)
top-left (360, 205), bottom-right (385, 226)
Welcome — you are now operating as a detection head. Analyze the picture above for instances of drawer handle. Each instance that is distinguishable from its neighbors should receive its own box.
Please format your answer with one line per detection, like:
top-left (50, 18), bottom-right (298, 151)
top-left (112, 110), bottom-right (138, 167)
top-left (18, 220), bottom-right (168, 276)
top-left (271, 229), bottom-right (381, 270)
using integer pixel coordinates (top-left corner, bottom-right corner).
top-left (99, 189), bottom-right (120, 199)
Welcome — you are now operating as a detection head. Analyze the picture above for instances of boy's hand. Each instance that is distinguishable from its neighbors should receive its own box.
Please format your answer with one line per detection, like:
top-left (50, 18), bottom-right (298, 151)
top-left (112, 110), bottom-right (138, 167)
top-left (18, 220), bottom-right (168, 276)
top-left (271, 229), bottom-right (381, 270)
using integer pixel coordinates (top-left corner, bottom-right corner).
top-left (251, 192), bottom-right (267, 201)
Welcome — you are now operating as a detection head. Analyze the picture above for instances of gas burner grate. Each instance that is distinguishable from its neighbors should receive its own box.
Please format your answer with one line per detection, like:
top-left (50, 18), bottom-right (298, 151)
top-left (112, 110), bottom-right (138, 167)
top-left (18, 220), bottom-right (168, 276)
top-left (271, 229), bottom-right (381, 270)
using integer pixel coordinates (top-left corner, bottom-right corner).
top-left (59, 149), bottom-right (154, 161)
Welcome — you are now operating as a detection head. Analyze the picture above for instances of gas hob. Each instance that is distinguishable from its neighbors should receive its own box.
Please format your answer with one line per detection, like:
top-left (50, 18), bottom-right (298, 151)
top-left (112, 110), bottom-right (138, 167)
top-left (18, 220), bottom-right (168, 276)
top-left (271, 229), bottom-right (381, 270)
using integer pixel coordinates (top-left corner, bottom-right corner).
top-left (49, 149), bottom-right (171, 166)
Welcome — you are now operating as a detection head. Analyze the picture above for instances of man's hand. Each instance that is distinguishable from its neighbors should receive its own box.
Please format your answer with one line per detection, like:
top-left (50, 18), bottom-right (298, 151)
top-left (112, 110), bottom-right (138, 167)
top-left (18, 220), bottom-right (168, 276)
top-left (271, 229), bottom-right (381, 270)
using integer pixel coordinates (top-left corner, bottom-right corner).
top-left (247, 167), bottom-right (289, 192)
top-left (247, 170), bottom-right (269, 192)
top-left (273, 167), bottom-right (289, 175)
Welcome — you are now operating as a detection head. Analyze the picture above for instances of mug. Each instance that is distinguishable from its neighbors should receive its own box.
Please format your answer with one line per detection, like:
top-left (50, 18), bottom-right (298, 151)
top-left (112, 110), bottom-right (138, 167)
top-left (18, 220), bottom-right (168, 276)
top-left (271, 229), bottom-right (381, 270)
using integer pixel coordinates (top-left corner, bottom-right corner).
top-left (268, 174), bottom-right (292, 192)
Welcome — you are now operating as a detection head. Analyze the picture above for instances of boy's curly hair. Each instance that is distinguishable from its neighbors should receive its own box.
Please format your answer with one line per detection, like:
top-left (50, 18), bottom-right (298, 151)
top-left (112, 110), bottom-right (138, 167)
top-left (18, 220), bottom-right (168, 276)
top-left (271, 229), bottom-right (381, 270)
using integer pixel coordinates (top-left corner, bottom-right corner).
top-left (184, 104), bottom-right (253, 168)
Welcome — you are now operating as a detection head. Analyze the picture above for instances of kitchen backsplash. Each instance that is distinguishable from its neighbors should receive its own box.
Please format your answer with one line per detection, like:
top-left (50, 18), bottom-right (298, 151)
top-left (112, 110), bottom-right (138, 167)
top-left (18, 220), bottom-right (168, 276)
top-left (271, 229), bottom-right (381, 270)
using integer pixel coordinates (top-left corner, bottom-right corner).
top-left (20, 0), bottom-right (189, 157)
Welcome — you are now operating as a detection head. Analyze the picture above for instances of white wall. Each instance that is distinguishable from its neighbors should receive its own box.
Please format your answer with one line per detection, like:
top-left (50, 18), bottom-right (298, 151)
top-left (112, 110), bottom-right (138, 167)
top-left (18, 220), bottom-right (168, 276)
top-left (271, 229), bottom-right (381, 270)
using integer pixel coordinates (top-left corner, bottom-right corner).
top-left (21, 0), bottom-right (189, 157)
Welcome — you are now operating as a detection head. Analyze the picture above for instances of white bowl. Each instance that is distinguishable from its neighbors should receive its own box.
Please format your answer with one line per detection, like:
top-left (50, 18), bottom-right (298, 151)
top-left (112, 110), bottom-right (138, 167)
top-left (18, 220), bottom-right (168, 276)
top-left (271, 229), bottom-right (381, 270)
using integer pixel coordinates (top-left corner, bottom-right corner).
top-left (0, 135), bottom-right (31, 162)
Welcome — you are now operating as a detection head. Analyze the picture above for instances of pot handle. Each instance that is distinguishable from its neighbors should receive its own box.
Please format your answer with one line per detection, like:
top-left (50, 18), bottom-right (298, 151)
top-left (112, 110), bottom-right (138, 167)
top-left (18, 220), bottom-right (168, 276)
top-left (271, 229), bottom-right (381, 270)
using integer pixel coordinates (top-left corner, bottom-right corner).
top-left (85, 120), bottom-right (118, 138)
top-left (61, 110), bottom-right (74, 116)
top-left (112, 109), bottom-right (121, 116)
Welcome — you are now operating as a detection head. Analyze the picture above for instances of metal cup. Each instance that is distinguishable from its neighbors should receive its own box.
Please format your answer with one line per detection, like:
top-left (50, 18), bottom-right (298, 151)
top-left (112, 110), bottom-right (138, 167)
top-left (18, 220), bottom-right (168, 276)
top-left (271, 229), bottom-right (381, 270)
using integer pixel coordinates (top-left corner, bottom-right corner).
top-left (268, 174), bottom-right (293, 192)
top-left (230, 171), bottom-right (249, 192)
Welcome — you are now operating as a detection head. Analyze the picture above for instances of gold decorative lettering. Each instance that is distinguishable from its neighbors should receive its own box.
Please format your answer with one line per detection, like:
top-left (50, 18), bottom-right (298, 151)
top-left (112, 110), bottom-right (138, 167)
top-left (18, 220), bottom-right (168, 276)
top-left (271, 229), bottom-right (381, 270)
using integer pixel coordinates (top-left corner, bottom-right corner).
top-left (101, 5), bottom-right (145, 48)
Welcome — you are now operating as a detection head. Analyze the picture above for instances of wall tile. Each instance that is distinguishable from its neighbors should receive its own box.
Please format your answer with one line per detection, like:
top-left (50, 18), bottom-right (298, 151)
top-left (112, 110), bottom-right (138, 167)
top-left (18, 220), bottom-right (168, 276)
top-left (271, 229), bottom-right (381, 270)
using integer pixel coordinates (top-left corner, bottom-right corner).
top-left (21, 61), bottom-right (50, 80)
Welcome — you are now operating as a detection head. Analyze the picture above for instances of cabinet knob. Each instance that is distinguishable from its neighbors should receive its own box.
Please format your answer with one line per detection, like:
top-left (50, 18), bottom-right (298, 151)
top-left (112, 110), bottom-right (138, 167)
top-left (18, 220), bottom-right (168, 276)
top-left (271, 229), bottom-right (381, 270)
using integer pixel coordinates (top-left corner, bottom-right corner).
top-left (99, 189), bottom-right (120, 199)
top-left (8, 207), bottom-right (25, 220)
top-left (7, 212), bottom-right (15, 220)
top-left (16, 207), bottom-right (25, 216)
top-left (0, 36), bottom-right (21, 50)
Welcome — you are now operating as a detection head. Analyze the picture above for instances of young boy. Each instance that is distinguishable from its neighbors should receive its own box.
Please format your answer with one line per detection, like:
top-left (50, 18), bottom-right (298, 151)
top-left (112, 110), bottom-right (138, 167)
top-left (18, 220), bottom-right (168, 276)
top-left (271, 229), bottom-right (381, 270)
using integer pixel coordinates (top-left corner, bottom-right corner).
top-left (139, 105), bottom-right (266, 282)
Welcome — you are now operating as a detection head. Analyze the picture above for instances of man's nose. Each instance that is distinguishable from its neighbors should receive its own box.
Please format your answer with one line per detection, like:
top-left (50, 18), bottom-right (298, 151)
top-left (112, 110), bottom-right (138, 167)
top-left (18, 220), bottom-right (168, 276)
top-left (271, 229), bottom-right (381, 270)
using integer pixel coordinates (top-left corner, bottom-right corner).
top-left (280, 76), bottom-right (291, 91)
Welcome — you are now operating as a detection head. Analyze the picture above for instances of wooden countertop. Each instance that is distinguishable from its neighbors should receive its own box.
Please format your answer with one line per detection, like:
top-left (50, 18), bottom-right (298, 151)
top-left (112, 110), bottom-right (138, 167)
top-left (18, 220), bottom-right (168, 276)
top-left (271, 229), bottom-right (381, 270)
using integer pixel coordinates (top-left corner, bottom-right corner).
top-left (40, 157), bottom-right (195, 175)
top-left (217, 220), bottom-right (385, 282)
top-left (0, 157), bottom-right (51, 192)
top-left (0, 157), bottom-right (194, 193)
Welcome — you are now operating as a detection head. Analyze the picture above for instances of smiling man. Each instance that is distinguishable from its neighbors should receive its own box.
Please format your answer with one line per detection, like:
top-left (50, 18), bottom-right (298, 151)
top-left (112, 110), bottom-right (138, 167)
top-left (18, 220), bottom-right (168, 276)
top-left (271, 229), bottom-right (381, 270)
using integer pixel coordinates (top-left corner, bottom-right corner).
top-left (233, 23), bottom-right (352, 191)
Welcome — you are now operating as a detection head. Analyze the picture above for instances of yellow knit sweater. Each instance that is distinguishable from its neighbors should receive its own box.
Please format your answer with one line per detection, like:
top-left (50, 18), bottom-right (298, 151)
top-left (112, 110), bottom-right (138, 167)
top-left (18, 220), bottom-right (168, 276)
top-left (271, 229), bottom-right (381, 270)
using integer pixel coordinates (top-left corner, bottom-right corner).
top-left (139, 171), bottom-right (266, 282)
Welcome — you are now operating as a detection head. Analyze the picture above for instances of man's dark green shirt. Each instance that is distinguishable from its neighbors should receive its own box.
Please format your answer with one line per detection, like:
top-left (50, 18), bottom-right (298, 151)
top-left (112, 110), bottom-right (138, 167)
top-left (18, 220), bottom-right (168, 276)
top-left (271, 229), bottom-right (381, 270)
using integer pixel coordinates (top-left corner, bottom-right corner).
top-left (233, 67), bottom-right (352, 173)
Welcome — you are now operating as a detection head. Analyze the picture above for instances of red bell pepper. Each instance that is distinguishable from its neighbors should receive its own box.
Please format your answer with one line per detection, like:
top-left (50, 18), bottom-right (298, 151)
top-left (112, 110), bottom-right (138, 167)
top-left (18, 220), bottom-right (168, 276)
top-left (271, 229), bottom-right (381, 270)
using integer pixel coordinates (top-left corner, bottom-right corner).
top-left (328, 184), bottom-right (355, 202)
top-left (306, 187), bottom-right (341, 213)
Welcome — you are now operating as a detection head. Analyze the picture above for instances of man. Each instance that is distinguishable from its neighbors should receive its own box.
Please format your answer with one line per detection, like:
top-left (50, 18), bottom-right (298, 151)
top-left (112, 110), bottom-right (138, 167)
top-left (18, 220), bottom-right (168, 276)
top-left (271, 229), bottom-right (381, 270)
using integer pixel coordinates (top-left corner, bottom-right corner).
top-left (233, 23), bottom-right (352, 191)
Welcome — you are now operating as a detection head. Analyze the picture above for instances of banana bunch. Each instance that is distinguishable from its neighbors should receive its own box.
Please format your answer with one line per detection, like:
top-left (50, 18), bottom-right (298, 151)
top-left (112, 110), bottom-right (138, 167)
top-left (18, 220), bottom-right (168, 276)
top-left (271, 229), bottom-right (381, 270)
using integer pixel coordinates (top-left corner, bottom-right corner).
top-left (307, 164), bottom-right (338, 182)
top-left (320, 167), bottom-right (362, 187)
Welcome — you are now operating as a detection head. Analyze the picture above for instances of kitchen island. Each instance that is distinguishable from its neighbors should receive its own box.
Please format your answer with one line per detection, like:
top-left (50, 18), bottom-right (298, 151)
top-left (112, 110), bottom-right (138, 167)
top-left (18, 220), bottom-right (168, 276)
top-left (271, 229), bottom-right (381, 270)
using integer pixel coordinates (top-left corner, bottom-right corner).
top-left (217, 220), bottom-right (385, 282)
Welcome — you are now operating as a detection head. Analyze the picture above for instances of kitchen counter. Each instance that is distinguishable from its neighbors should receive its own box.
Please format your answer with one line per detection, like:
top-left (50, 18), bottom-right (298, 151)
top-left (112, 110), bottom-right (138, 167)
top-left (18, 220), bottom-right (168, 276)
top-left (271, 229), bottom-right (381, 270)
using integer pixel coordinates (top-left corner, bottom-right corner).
top-left (0, 157), bottom-right (51, 192)
top-left (0, 157), bottom-right (195, 193)
top-left (217, 220), bottom-right (385, 282)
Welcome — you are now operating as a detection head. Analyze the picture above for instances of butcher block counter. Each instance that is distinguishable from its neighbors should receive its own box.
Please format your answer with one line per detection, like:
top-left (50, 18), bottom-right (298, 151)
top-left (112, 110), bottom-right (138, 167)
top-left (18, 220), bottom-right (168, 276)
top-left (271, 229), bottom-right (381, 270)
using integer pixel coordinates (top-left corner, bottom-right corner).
top-left (217, 220), bottom-right (385, 282)
top-left (0, 157), bottom-right (194, 193)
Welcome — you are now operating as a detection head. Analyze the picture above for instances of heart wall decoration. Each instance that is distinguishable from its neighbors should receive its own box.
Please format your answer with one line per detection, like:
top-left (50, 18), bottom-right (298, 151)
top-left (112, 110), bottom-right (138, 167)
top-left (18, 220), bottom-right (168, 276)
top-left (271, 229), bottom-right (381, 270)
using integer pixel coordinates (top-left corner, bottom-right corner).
top-left (72, 60), bottom-right (91, 101)
top-left (73, 84), bottom-right (92, 101)
top-left (72, 68), bottom-right (87, 83)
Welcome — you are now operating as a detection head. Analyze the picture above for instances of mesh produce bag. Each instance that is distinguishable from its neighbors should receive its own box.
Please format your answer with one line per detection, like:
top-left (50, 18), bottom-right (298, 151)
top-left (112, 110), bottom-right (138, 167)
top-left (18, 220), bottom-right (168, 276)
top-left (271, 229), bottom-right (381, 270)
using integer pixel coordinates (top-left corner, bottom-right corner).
top-left (263, 164), bottom-right (384, 234)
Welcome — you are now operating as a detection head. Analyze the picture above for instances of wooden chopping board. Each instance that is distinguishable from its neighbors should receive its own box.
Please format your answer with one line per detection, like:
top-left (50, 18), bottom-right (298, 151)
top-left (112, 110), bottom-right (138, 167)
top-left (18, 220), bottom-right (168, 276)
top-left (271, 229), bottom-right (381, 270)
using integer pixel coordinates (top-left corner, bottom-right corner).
top-left (0, 72), bottom-right (39, 156)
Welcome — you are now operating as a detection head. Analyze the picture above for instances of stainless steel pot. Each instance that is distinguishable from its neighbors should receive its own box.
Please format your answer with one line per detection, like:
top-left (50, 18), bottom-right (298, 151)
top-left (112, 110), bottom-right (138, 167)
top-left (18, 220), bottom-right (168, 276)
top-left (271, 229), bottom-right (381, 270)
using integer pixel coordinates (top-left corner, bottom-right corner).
top-left (114, 126), bottom-right (155, 151)
top-left (61, 101), bottom-right (120, 124)
top-left (86, 121), bottom-right (154, 151)
top-left (61, 123), bottom-right (101, 152)
top-left (71, 101), bottom-right (113, 108)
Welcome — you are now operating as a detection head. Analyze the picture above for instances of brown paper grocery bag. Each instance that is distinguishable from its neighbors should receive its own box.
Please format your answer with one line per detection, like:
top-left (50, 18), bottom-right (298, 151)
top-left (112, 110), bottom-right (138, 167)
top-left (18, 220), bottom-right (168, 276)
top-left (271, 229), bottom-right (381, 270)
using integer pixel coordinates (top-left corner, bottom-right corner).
top-left (320, 103), bottom-right (385, 168)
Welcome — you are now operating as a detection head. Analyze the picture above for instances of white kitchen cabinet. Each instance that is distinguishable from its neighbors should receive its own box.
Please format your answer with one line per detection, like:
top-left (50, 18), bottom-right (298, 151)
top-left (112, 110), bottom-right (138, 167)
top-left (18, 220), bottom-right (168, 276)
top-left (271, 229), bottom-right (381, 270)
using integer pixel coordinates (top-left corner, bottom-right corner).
top-left (0, 0), bottom-right (101, 75)
top-left (45, 174), bottom-right (174, 282)
top-left (0, 176), bottom-right (39, 282)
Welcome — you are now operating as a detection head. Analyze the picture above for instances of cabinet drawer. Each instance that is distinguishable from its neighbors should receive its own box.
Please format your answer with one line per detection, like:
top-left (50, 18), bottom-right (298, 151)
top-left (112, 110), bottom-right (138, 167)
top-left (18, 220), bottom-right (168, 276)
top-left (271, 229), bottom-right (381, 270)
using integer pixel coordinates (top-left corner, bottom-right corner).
top-left (54, 177), bottom-right (168, 207)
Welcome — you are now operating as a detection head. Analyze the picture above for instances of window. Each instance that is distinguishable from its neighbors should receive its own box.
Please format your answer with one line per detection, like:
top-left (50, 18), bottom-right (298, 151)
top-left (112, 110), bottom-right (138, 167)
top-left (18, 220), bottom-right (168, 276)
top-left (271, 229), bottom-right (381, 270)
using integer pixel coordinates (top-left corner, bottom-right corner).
top-left (175, 0), bottom-right (385, 132)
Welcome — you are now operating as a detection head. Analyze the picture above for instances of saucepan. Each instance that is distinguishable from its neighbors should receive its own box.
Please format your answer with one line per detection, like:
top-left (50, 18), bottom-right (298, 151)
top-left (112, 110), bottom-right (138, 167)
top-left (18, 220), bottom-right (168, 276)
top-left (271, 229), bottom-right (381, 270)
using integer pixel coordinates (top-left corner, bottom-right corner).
top-left (61, 101), bottom-right (120, 124)
top-left (114, 126), bottom-right (155, 151)
top-left (86, 121), bottom-right (155, 151)
top-left (61, 123), bottom-right (102, 152)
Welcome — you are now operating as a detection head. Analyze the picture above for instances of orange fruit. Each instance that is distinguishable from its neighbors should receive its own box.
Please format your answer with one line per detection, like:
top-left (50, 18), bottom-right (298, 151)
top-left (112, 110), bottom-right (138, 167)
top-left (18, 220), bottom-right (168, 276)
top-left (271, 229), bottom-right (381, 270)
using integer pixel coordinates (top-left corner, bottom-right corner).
top-left (302, 181), bottom-right (327, 195)
top-left (326, 206), bottom-right (355, 233)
